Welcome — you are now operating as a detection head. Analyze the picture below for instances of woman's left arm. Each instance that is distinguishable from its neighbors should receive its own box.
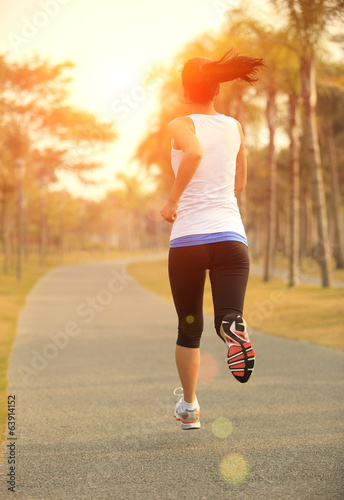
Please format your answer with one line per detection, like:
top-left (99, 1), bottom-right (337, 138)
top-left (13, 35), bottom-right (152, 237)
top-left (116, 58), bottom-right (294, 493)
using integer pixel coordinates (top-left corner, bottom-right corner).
top-left (234, 120), bottom-right (247, 193)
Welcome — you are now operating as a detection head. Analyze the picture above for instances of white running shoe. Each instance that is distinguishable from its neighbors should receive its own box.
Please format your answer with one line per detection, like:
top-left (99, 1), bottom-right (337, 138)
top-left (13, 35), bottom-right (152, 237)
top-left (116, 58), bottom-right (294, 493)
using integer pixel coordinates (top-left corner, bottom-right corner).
top-left (173, 387), bottom-right (201, 430)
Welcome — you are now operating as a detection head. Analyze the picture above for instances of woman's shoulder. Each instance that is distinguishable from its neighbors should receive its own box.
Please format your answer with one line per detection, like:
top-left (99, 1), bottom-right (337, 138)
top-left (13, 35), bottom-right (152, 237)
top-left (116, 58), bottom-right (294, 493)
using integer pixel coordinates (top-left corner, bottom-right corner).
top-left (168, 115), bottom-right (194, 126)
top-left (218, 114), bottom-right (243, 133)
top-left (168, 116), bottom-right (195, 134)
top-left (217, 113), bottom-right (240, 124)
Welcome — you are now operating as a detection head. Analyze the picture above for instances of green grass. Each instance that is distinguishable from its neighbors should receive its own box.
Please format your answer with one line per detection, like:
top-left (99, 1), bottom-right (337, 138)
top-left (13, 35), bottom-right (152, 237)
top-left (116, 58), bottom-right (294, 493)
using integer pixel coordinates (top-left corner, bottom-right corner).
top-left (0, 257), bottom-right (51, 446)
top-left (127, 258), bottom-right (344, 351)
top-left (0, 248), bottom-right (155, 445)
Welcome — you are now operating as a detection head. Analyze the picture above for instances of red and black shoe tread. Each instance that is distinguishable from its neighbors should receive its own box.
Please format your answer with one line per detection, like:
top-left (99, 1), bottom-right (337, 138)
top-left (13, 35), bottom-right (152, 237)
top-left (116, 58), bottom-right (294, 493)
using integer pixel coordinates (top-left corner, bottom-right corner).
top-left (222, 314), bottom-right (255, 383)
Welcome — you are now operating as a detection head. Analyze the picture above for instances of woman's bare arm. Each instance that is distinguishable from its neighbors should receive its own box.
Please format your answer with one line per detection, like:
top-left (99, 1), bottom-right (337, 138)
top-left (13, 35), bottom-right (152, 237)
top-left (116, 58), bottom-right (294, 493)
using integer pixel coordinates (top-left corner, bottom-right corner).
top-left (160, 117), bottom-right (203, 223)
top-left (234, 120), bottom-right (247, 193)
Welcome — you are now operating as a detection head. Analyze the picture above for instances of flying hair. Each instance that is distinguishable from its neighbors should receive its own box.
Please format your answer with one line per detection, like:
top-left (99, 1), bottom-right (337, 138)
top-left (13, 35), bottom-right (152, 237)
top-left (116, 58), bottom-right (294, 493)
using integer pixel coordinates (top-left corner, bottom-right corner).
top-left (181, 49), bottom-right (266, 103)
top-left (200, 49), bottom-right (265, 84)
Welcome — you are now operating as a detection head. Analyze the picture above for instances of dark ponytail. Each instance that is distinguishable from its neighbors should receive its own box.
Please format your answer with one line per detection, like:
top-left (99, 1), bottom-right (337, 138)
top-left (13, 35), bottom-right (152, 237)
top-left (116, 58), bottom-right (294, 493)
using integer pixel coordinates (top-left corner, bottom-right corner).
top-left (182, 49), bottom-right (265, 104)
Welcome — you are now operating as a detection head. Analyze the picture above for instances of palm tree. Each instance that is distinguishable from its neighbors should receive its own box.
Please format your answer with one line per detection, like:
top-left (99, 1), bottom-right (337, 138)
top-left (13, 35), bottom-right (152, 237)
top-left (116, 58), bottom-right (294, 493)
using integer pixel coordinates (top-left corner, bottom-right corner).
top-left (273, 39), bottom-right (302, 287)
top-left (317, 60), bottom-right (344, 268)
top-left (272, 0), bottom-right (344, 286)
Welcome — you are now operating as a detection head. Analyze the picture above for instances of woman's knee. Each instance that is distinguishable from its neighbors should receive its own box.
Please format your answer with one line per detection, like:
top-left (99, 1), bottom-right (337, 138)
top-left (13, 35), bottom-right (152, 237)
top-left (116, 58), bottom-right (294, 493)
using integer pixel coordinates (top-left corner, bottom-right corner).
top-left (214, 310), bottom-right (242, 342)
top-left (176, 313), bottom-right (203, 348)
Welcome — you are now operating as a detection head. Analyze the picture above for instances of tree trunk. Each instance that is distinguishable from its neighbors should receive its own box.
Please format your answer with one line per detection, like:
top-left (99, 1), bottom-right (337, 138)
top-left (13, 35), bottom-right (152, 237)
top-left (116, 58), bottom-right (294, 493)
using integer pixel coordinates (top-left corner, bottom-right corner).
top-left (1, 194), bottom-right (11, 274)
top-left (59, 193), bottom-right (64, 262)
top-left (101, 212), bottom-right (108, 253)
top-left (252, 213), bottom-right (263, 261)
top-left (327, 123), bottom-right (344, 268)
top-left (288, 93), bottom-right (301, 287)
top-left (23, 196), bottom-right (29, 262)
top-left (39, 184), bottom-right (47, 266)
top-left (302, 188), bottom-right (313, 259)
top-left (263, 90), bottom-right (277, 282)
top-left (282, 204), bottom-right (290, 258)
top-left (16, 171), bottom-right (23, 281)
top-left (300, 51), bottom-right (332, 286)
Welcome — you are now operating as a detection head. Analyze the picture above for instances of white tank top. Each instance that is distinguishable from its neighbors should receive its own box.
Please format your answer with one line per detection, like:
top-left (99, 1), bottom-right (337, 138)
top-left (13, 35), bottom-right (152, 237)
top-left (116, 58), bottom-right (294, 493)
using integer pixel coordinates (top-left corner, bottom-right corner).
top-left (170, 113), bottom-right (247, 245)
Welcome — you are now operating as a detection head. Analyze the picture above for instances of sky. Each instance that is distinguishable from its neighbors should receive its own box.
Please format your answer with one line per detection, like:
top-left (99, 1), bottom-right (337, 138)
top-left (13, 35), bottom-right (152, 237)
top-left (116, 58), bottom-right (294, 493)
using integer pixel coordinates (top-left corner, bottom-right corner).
top-left (0, 0), bottom-right (275, 199)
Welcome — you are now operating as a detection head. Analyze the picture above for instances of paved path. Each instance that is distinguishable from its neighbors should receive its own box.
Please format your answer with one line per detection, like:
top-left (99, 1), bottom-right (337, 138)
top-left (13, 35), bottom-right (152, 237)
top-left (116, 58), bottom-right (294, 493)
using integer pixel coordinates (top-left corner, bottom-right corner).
top-left (1, 255), bottom-right (343, 499)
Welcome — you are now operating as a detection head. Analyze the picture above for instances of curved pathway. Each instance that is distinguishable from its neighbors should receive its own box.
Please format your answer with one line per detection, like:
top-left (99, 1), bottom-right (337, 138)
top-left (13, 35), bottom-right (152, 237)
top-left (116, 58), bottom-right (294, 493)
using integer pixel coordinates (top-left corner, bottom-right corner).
top-left (1, 255), bottom-right (343, 499)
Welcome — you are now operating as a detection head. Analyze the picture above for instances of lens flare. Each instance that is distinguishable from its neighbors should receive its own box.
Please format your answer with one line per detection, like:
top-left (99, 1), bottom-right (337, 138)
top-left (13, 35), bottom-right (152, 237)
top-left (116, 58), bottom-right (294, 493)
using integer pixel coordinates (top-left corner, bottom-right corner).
top-left (212, 417), bottom-right (233, 438)
top-left (220, 453), bottom-right (249, 484)
top-left (186, 315), bottom-right (194, 324)
top-left (198, 352), bottom-right (219, 383)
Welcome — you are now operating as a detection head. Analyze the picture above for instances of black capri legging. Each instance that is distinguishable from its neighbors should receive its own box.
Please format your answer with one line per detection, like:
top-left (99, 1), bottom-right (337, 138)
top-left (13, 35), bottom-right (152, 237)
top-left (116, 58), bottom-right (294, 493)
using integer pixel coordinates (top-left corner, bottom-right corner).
top-left (168, 240), bottom-right (250, 348)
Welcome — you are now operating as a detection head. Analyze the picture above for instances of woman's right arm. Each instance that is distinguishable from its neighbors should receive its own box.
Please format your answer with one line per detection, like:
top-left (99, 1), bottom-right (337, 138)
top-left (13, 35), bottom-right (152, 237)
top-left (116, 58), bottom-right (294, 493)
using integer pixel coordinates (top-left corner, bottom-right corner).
top-left (160, 118), bottom-right (203, 223)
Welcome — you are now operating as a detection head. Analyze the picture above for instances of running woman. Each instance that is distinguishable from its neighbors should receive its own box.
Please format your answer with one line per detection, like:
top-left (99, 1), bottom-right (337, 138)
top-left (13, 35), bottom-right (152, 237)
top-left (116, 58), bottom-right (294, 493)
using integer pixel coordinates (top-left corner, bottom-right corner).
top-left (160, 50), bottom-right (265, 430)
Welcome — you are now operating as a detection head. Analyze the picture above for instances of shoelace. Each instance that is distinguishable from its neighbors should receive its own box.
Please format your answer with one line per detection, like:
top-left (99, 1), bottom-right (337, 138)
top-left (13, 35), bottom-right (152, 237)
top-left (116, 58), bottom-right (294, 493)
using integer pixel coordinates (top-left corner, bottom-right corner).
top-left (173, 386), bottom-right (184, 400)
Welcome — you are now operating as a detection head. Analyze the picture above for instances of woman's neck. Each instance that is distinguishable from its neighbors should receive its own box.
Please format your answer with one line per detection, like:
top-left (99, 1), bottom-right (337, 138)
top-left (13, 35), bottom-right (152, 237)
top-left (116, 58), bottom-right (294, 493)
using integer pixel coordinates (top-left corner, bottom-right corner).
top-left (188, 101), bottom-right (217, 115)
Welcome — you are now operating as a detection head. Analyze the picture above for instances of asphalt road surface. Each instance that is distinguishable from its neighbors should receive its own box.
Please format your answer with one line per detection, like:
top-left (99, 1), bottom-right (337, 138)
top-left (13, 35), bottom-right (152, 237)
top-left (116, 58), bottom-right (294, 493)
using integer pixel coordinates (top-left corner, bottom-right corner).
top-left (1, 255), bottom-right (343, 499)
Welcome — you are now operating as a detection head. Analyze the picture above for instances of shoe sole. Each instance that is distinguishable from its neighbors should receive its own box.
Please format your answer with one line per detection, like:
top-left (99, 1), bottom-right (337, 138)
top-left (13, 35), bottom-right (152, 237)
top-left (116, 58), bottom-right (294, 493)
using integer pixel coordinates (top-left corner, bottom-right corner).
top-left (174, 411), bottom-right (201, 430)
top-left (223, 320), bottom-right (255, 383)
